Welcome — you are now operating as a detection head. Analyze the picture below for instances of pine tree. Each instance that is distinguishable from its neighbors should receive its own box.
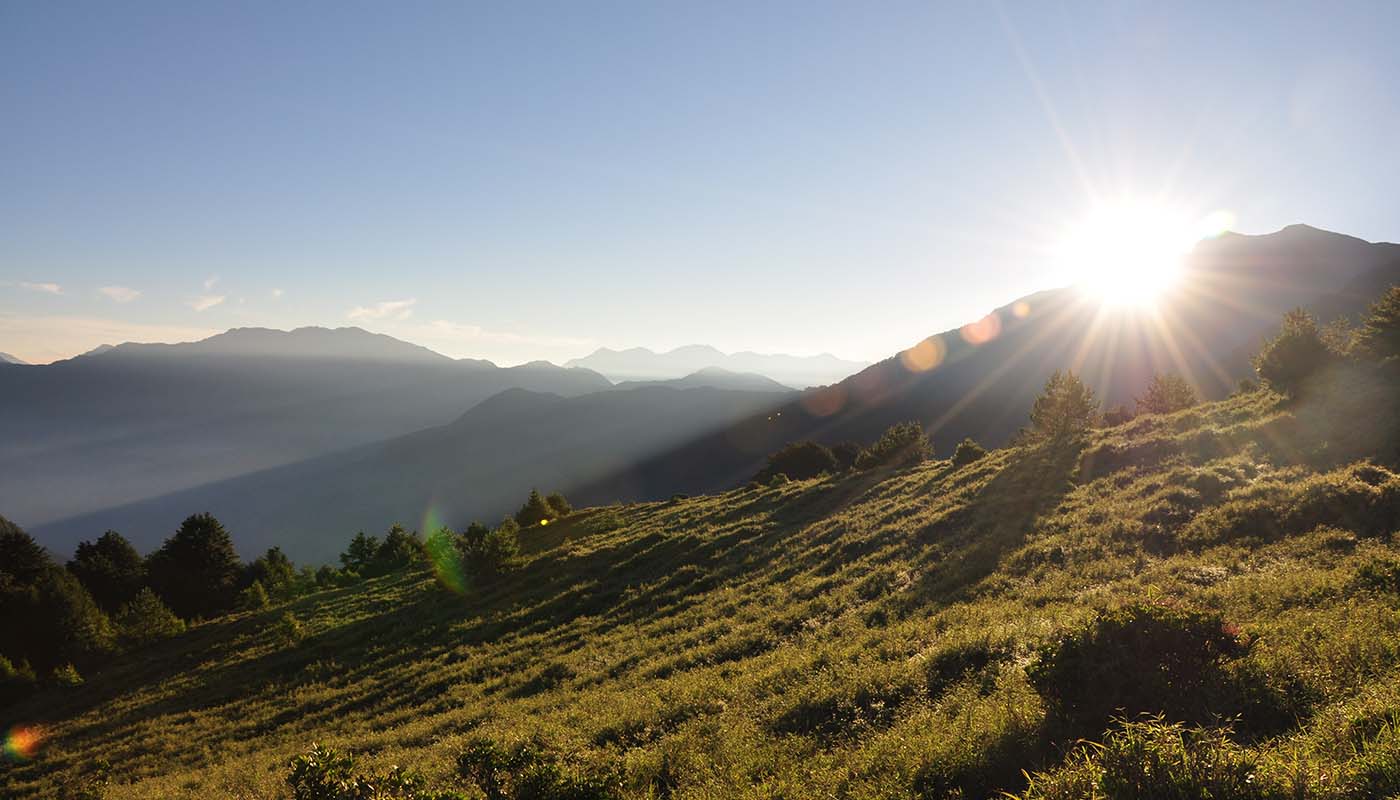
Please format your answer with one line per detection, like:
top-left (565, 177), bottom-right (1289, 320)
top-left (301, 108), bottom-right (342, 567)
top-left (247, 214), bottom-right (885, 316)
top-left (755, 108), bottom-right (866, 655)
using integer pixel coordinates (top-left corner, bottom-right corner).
top-left (1355, 285), bottom-right (1400, 362)
top-left (68, 530), bottom-right (146, 612)
top-left (339, 532), bottom-right (381, 574)
top-left (1136, 373), bottom-right (1198, 415)
top-left (146, 513), bottom-right (242, 620)
top-left (115, 587), bottom-right (186, 646)
top-left (514, 489), bottom-right (555, 527)
top-left (1029, 370), bottom-right (1099, 441)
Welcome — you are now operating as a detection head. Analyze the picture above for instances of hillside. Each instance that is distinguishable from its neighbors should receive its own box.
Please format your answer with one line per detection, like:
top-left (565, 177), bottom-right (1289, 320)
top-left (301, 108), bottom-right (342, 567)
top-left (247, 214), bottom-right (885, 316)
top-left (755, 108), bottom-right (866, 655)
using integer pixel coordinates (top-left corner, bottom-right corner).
top-left (572, 225), bottom-right (1400, 505)
top-left (566, 345), bottom-right (868, 389)
top-left (33, 385), bottom-right (791, 563)
top-left (6, 359), bottom-right (1399, 798)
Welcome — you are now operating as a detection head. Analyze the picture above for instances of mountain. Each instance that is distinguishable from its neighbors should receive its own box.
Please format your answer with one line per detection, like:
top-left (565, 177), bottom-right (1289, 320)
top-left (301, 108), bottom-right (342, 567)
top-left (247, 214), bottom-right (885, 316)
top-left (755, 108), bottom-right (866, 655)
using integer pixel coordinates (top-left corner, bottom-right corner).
top-left (32, 384), bottom-right (789, 563)
top-left (611, 366), bottom-right (792, 393)
top-left (571, 225), bottom-right (1400, 503)
top-left (0, 327), bottom-right (610, 528)
top-left (0, 351), bottom-right (27, 365)
top-left (566, 344), bottom-right (867, 388)
top-left (8, 372), bottom-right (1400, 797)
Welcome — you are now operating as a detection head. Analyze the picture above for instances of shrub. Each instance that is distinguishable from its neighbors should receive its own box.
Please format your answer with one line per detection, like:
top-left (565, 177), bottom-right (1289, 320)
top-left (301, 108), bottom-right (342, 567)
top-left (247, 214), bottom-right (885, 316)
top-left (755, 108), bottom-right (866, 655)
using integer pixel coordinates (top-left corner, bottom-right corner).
top-left (1101, 405), bottom-right (1134, 426)
top-left (245, 547), bottom-right (296, 598)
top-left (756, 441), bottom-right (838, 482)
top-left (515, 490), bottom-right (555, 528)
top-left (460, 521), bottom-right (519, 578)
top-left (52, 662), bottom-right (84, 687)
top-left (457, 736), bottom-right (620, 800)
top-left (287, 743), bottom-right (461, 800)
top-left (1029, 370), bottom-right (1098, 441)
top-left (115, 588), bottom-right (186, 647)
top-left (67, 531), bottom-right (145, 613)
top-left (831, 441), bottom-right (862, 472)
top-left (1136, 373), bottom-right (1198, 415)
top-left (856, 421), bottom-right (933, 470)
top-left (273, 612), bottom-right (305, 646)
top-left (1355, 284), bottom-right (1400, 362)
top-left (544, 492), bottom-right (573, 518)
top-left (767, 473), bottom-right (790, 487)
top-left (950, 438), bottom-right (988, 468)
top-left (146, 513), bottom-right (242, 620)
top-left (1027, 603), bottom-right (1248, 739)
top-left (238, 580), bottom-right (271, 612)
top-left (1253, 308), bottom-right (1336, 397)
top-left (0, 654), bottom-right (37, 705)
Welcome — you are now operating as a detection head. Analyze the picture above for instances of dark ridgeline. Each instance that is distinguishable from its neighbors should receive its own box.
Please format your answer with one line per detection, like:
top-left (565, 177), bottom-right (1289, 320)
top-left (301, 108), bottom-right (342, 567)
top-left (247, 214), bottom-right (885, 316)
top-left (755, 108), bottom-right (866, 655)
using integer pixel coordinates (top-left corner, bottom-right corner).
top-left (569, 225), bottom-right (1400, 504)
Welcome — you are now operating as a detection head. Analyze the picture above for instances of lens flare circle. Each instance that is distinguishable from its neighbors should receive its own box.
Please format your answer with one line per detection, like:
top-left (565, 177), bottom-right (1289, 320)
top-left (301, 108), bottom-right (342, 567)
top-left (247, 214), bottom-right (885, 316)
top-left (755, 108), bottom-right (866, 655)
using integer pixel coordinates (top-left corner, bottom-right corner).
top-left (4, 725), bottom-right (44, 761)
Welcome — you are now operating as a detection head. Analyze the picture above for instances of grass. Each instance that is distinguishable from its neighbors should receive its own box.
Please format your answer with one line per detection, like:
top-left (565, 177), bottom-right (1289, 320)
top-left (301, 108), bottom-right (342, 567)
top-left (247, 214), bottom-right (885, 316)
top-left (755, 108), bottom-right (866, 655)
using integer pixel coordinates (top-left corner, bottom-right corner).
top-left (5, 384), bottom-right (1400, 799)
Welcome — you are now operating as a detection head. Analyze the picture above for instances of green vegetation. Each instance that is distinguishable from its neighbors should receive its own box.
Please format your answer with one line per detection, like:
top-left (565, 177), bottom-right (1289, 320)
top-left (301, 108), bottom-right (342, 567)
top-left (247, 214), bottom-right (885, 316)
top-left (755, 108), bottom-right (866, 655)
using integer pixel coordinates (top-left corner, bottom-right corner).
top-left (855, 420), bottom-right (934, 469)
top-left (1136, 372), bottom-right (1198, 416)
top-left (4, 294), bottom-right (1400, 798)
top-left (1254, 308), bottom-right (1337, 397)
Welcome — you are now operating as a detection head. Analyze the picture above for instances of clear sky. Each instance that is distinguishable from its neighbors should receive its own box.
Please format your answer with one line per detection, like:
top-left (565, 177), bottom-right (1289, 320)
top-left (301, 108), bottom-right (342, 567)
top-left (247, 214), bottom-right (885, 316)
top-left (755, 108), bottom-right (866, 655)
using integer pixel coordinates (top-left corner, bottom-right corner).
top-left (3, 1), bottom-right (1398, 365)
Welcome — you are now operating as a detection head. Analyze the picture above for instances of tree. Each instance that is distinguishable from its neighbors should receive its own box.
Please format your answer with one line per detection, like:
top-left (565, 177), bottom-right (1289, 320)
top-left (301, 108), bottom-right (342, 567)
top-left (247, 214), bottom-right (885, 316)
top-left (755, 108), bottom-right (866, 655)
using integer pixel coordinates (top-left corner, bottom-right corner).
top-left (115, 588), bottom-right (185, 647)
top-left (238, 580), bottom-right (271, 611)
top-left (460, 519), bottom-right (519, 577)
top-left (856, 422), bottom-right (933, 470)
top-left (757, 441), bottom-right (838, 482)
top-left (68, 531), bottom-right (146, 613)
top-left (0, 516), bottom-right (115, 671)
top-left (514, 489), bottom-right (555, 528)
top-left (146, 513), bottom-right (242, 620)
top-left (1355, 285), bottom-right (1400, 362)
top-left (245, 547), bottom-right (296, 598)
top-left (950, 438), bottom-right (988, 468)
top-left (339, 531), bottom-right (380, 574)
top-left (1029, 370), bottom-right (1099, 441)
top-left (1253, 308), bottom-right (1334, 397)
top-left (1136, 373), bottom-right (1198, 416)
top-left (368, 524), bottom-right (421, 576)
top-left (544, 492), bottom-right (573, 518)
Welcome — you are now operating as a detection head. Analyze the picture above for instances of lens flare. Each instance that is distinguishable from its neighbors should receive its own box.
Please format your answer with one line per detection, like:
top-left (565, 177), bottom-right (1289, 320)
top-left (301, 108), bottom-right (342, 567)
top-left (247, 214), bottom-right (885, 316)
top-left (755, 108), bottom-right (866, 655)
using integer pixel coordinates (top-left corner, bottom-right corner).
top-left (421, 504), bottom-right (470, 595)
top-left (1012, 301), bottom-right (1031, 318)
top-left (4, 725), bottom-right (44, 761)
top-left (800, 385), bottom-right (847, 417)
top-left (960, 312), bottom-right (1002, 345)
top-left (900, 336), bottom-right (947, 372)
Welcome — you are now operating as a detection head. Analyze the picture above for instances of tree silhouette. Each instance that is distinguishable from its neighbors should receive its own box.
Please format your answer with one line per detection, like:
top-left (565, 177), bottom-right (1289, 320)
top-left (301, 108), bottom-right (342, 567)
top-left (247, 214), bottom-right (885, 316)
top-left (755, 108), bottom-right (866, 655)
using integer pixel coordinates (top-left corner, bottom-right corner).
top-left (146, 513), bottom-right (242, 620)
top-left (1356, 285), bottom-right (1400, 362)
top-left (339, 532), bottom-right (381, 574)
top-left (515, 489), bottom-right (555, 527)
top-left (758, 441), bottom-right (838, 482)
top-left (1253, 308), bottom-right (1334, 397)
top-left (68, 530), bottom-right (146, 613)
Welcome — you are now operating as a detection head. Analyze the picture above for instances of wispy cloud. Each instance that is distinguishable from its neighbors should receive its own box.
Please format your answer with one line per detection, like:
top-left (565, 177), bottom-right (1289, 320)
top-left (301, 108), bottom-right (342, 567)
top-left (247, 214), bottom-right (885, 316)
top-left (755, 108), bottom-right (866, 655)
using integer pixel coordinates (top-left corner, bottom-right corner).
top-left (270, 288), bottom-right (284, 299)
top-left (203, 275), bottom-right (220, 291)
top-left (189, 294), bottom-right (226, 312)
top-left (421, 319), bottom-right (594, 349)
top-left (98, 286), bottom-right (141, 303)
top-left (19, 281), bottom-right (63, 295)
top-left (348, 298), bottom-right (416, 321)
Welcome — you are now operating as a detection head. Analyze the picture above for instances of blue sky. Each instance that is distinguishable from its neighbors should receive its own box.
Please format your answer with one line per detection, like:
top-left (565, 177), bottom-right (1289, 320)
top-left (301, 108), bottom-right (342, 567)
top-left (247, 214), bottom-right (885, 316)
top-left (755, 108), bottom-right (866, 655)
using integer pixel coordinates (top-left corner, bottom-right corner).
top-left (2, 1), bottom-right (1398, 364)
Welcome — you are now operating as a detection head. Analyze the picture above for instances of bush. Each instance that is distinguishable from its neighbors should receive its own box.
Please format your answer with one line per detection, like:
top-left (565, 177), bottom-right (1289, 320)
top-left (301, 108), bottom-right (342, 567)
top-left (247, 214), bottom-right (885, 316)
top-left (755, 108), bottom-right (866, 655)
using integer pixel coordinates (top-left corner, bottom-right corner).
top-left (239, 580), bottom-right (271, 612)
top-left (245, 547), bottom-right (296, 599)
top-left (287, 743), bottom-right (461, 800)
top-left (1029, 370), bottom-right (1098, 441)
top-left (1253, 308), bottom-right (1336, 397)
top-left (950, 438), bottom-right (988, 468)
top-left (1027, 603), bottom-right (1248, 739)
top-left (52, 662), bottom-right (84, 687)
top-left (457, 736), bottom-right (620, 800)
top-left (1136, 373), bottom-right (1198, 415)
top-left (273, 612), bottom-right (305, 646)
top-left (0, 654), bottom-right (37, 705)
top-left (856, 421), bottom-right (933, 470)
top-left (544, 492), bottom-right (573, 518)
top-left (146, 513), bottom-right (242, 620)
top-left (460, 521), bottom-right (519, 578)
top-left (831, 441), bottom-right (862, 472)
top-left (756, 441), bottom-right (838, 482)
top-left (115, 588), bottom-right (186, 647)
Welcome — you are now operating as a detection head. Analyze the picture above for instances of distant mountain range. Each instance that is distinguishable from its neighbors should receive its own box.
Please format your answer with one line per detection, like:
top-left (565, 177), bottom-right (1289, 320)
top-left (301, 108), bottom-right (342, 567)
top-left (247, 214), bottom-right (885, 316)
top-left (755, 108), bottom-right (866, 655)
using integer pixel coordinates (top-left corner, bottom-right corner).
top-left (571, 224), bottom-right (1400, 503)
top-left (566, 345), bottom-right (867, 388)
top-left (0, 351), bottom-right (27, 365)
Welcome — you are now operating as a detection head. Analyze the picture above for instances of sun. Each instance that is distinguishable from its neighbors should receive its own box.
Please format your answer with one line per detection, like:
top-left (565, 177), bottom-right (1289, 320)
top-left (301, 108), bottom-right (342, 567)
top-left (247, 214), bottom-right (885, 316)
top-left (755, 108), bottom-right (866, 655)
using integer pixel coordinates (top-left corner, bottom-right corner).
top-left (1056, 200), bottom-right (1233, 307)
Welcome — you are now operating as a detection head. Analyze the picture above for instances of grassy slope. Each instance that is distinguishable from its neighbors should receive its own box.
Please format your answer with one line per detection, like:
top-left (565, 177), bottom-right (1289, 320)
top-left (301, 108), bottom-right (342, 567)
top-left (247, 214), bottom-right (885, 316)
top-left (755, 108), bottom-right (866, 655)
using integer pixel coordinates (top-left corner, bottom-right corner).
top-left (6, 388), bottom-right (1400, 798)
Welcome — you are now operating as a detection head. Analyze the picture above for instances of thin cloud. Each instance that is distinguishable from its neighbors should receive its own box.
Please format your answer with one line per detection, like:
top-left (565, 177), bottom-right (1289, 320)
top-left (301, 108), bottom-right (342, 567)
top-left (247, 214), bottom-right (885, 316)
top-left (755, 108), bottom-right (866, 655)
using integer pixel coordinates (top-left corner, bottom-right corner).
top-left (98, 286), bottom-right (141, 303)
top-left (348, 299), bottom-right (416, 321)
top-left (189, 294), bottom-right (226, 311)
top-left (19, 282), bottom-right (63, 295)
top-left (203, 275), bottom-right (220, 291)
top-left (270, 288), bottom-right (284, 299)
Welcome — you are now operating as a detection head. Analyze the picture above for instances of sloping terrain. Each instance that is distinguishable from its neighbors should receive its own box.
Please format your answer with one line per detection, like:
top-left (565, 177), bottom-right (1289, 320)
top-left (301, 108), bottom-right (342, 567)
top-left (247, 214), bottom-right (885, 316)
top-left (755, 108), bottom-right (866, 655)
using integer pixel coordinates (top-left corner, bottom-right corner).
top-left (6, 367), bottom-right (1399, 798)
top-left (573, 225), bottom-right (1400, 505)
top-left (34, 385), bottom-right (790, 563)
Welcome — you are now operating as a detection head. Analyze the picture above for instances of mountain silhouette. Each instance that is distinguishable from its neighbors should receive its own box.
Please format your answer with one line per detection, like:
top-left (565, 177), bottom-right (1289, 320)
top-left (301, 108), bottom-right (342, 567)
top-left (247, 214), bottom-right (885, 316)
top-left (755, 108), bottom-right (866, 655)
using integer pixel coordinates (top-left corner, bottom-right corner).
top-left (566, 344), bottom-right (867, 388)
top-left (611, 367), bottom-right (792, 393)
top-left (570, 225), bottom-right (1400, 504)
top-left (0, 327), bottom-right (610, 528)
top-left (0, 351), bottom-right (27, 365)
